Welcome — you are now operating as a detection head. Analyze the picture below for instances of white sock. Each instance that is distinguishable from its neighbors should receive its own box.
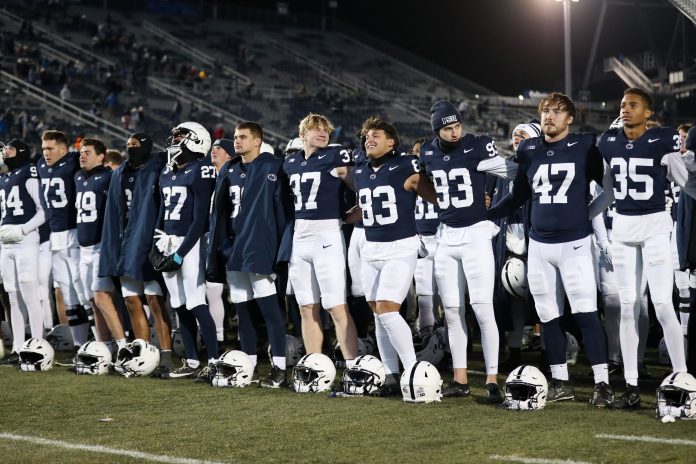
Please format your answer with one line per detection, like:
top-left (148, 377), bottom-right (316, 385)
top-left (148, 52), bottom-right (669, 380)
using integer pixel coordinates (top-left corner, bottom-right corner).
top-left (272, 355), bottom-right (286, 370)
top-left (187, 359), bottom-right (200, 369)
top-left (69, 323), bottom-right (90, 347)
top-left (550, 363), bottom-right (569, 381)
top-left (206, 283), bottom-right (225, 342)
top-left (116, 338), bottom-right (127, 349)
top-left (444, 305), bottom-right (468, 369)
top-left (655, 302), bottom-right (687, 373)
top-left (378, 312), bottom-right (417, 372)
top-left (619, 300), bottom-right (641, 385)
top-left (345, 358), bottom-right (356, 369)
top-left (41, 299), bottom-right (53, 331)
top-left (592, 363), bottom-right (609, 384)
top-left (471, 302), bottom-right (499, 375)
top-left (8, 291), bottom-right (27, 353)
top-left (249, 354), bottom-right (257, 369)
top-left (682, 313), bottom-right (691, 336)
top-left (374, 314), bottom-right (399, 375)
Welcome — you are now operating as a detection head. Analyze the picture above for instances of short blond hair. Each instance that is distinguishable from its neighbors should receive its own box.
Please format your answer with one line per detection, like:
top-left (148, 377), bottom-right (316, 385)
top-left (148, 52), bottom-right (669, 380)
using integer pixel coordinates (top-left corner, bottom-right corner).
top-left (299, 113), bottom-right (334, 136)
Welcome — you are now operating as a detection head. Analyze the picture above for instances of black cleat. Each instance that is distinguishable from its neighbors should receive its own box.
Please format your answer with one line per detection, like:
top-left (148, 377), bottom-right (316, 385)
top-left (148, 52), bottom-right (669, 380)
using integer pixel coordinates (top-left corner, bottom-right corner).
top-left (485, 383), bottom-right (503, 404)
top-left (0, 352), bottom-right (19, 365)
top-left (369, 373), bottom-right (400, 397)
top-left (194, 364), bottom-right (217, 384)
top-left (589, 382), bottom-right (614, 408)
top-left (260, 365), bottom-right (287, 389)
top-left (611, 385), bottom-right (640, 409)
top-left (547, 379), bottom-right (575, 402)
top-left (164, 360), bottom-right (201, 379)
top-left (442, 381), bottom-right (471, 398)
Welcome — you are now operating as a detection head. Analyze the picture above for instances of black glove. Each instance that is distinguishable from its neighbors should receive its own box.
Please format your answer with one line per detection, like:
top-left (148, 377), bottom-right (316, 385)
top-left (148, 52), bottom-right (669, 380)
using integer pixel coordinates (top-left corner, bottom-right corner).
top-left (149, 248), bottom-right (183, 273)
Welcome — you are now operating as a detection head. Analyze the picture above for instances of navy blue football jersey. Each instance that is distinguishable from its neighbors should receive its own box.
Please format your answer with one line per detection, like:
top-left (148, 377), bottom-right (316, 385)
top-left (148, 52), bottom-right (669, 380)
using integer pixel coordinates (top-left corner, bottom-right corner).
top-left (0, 164), bottom-right (39, 226)
top-left (283, 145), bottom-right (353, 220)
top-left (414, 196), bottom-right (439, 236)
top-left (37, 152), bottom-right (79, 232)
top-left (352, 152), bottom-right (421, 242)
top-left (74, 166), bottom-right (112, 247)
top-left (491, 133), bottom-right (604, 243)
top-left (351, 148), bottom-right (368, 229)
top-left (420, 134), bottom-right (498, 228)
top-left (159, 158), bottom-right (216, 237)
top-left (597, 127), bottom-right (681, 215)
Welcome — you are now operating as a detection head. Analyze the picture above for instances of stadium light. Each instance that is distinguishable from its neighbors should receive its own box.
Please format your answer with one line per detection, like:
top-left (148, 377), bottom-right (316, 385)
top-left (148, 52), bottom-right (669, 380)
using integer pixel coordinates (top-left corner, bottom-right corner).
top-left (555, 0), bottom-right (578, 97)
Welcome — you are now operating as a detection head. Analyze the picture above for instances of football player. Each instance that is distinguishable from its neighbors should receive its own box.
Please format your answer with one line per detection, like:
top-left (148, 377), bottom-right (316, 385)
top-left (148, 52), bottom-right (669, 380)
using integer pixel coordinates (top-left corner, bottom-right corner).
top-left (352, 117), bottom-right (437, 396)
top-left (207, 122), bottom-right (292, 388)
top-left (75, 138), bottom-right (126, 351)
top-left (153, 122), bottom-right (218, 380)
top-left (598, 90), bottom-right (694, 408)
top-left (0, 140), bottom-right (46, 364)
top-left (492, 122), bottom-right (540, 372)
top-left (206, 138), bottom-right (235, 348)
top-left (598, 91), bottom-right (696, 408)
top-left (489, 92), bottom-right (615, 407)
top-left (420, 101), bottom-right (518, 402)
top-left (283, 114), bottom-right (358, 364)
top-left (99, 132), bottom-right (174, 375)
top-left (37, 130), bottom-right (92, 349)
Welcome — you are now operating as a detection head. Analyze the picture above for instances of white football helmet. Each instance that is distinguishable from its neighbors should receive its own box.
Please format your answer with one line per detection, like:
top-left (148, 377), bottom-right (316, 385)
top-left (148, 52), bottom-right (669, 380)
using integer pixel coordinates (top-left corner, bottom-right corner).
top-left (400, 361), bottom-right (443, 403)
top-left (501, 257), bottom-right (528, 299)
top-left (19, 338), bottom-right (55, 372)
top-left (415, 329), bottom-right (446, 366)
top-left (503, 365), bottom-right (548, 411)
top-left (166, 121), bottom-right (211, 165)
top-left (212, 350), bottom-right (255, 388)
top-left (342, 355), bottom-right (386, 396)
top-left (75, 341), bottom-right (112, 375)
top-left (566, 332), bottom-right (579, 365)
top-left (46, 324), bottom-right (74, 352)
top-left (114, 339), bottom-right (160, 378)
top-left (658, 336), bottom-right (688, 366)
top-left (333, 338), bottom-right (367, 368)
top-left (292, 353), bottom-right (336, 393)
top-left (267, 334), bottom-right (306, 367)
top-left (656, 372), bottom-right (696, 419)
top-left (285, 137), bottom-right (303, 155)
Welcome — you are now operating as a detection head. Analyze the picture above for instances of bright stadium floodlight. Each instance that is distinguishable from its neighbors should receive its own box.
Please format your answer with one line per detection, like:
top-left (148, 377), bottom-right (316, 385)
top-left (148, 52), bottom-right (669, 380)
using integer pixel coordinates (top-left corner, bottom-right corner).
top-left (555, 0), bottom-right (578, 97)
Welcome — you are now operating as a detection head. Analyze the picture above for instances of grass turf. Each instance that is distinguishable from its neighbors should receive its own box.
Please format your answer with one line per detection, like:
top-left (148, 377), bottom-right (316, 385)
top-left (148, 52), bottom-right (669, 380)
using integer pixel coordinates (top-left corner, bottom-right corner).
top-left (1, 349), bottom-right (695, 464)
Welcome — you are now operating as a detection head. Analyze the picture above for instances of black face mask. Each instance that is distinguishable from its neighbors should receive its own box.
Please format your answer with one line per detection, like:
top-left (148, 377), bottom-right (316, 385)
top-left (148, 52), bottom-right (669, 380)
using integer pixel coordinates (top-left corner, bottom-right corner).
top-left (127, 146), bottom-right (150, 168)
top-left (4, 154), bottom-right (29, 170)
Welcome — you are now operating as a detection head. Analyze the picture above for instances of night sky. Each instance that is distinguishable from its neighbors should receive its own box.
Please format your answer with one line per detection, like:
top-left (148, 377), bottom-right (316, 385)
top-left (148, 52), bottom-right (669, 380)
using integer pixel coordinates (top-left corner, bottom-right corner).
top-left (242, 0), bottom-right (692, 97)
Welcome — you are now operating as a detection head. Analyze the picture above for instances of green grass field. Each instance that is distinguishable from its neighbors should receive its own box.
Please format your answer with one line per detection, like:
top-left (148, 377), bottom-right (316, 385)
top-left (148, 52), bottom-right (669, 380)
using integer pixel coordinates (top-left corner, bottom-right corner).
top-left (2, 348), bottom-right (695, 464)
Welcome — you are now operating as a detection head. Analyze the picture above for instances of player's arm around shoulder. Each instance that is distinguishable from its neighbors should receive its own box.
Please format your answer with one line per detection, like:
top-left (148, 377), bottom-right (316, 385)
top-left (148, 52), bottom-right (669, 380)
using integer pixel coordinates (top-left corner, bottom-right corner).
top-left (403, 155), bottom-right (437, 204)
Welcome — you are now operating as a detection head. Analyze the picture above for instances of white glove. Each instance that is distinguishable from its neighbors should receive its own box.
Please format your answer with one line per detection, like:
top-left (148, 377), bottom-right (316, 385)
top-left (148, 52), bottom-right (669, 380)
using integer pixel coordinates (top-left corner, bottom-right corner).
top-left (0, 224), bottom-right (24, 243)
top-left (665, 196), bottom-right (673, 215)
top-left (153, 229), bottom-right (174, 255)
top-left (597, 241), bottom-right (613, 268)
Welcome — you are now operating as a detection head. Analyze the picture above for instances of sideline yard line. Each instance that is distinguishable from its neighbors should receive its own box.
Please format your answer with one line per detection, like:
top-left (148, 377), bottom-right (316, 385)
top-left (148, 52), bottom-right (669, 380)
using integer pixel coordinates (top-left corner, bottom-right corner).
top-left (596, 433), bottom-right (696, 447)
top-left (0, 433), bottom-right (230, 464)
top-left (489, 454), bottom-right (593, 464)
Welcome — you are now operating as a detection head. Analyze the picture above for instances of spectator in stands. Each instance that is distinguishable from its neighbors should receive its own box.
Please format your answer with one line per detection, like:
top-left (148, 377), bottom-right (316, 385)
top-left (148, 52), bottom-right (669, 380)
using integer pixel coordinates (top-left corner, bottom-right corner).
top-left (59, 84), bottom-right (71, 103)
